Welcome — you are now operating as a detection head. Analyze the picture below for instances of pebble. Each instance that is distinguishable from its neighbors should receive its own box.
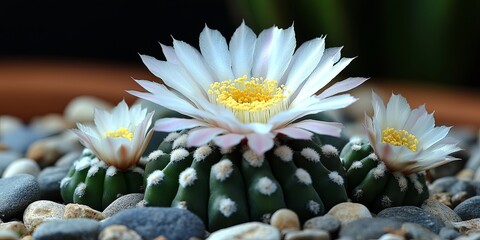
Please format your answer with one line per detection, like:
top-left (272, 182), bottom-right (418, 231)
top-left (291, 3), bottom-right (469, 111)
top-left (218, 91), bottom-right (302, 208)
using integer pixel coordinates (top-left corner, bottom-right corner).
top-left (2, 159), bottom-right (40, 178)
top-left (102, 193), bottom-right (144, 218)
top-left (377, 233), bottom-right (405, 240)
top-left (421, 198), bottom-right (462, 222)
top-left (0, 230), bottom-right (19, 240)
top-left (270, 208), bottom-right (300, 232)
top-left (0, 222), bottom-right (27, 238)
top-left (429, 161), bottom-right (465, 180)
top-left (100, 207), bottom-right (205, 240)
top-left (338, 218), bottom-right (403, 240)
top-left (0, 116), bottom-right (23, 135)
top-left (448, 180), bottom-right (476, 198)
top-left (429, 176), bottom-right (458, 194)
top-left (457, 169), bottom-right (474, 180)
top-left (26, 131), bottom-right (82, 167)
top-left (455, 233), bottom-right (480, 240)
top-left (64, 96), bottom-right (113, 124)
top-left (23, 200), bottom-right (65, 233)
top-left (439, 227), bottom-right (462, 240)
top-left (452, 192), bottom-right (470, 208)
top-left (0, 174), bottom-right (40, 220)
top-left (0, 151), bottom-right (21, 176)
top-left (454, 196), bottom-right (480, 220)
top-left (207, 222), bottom-right (280, 240)
top-left (1, 127), bottom-right (47, 154)
top-left (376, 206), bottom-right (445, 233)
top-left (401, 223), bottom-right (442, 240)
top-left (37, 166), bottom-right (70, 201)
top-left (432, 193), bottom-right (453, 208)
top-left (303, 215), bottom-right (341, 235)
top-left (451, 218), bottom-right (480, 235)
top-left (64, 203), bottom-right (104, 221)
top-left (32, 218), bottom-right (100, 240)
top-left (98, 225), bottom-right (142, 240)
top-left (326, 202), bottom-right (372, 226)
top-left (54, 151), bottom-right (81, 168)
top-left (29, 114), bottom-right (70, 136)
top-left (284, 229), bottom-right (330, 240)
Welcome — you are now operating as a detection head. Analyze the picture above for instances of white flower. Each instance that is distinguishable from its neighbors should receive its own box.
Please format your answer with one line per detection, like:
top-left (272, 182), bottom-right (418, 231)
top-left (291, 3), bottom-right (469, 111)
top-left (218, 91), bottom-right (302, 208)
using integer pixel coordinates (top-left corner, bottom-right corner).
top-left (365, 91), bottom-right (461, 174)
top-left (128, 22), bottom-right (367, 155)
top-left (72, 100), bottom-right (154, 170)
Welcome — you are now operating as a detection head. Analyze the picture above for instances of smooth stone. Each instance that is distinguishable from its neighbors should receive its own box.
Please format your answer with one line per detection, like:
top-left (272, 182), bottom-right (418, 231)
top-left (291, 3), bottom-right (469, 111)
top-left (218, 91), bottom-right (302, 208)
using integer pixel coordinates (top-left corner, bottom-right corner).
top-left (29, 114), bottom-right (70, 136)
top-left (454, 196), bottom-right (480, 220)
top-left (1, 127), bottom-right (47, 154)
top-left (32, 219), bottom-right (100, 240)
top-left (37, 166), bottom-right (70, 201)
top-left (432, 193), bottom-right (453, 208)
top-left (2, 159), bottom-right (40, 178)
top-left (448, 180), bottom-right (476, 198)
top-left (327, 202), bottom-right (372, 226)
top-left (54, 151), bottom-right (81, 168)
top-left (377, 206), bottom-right (445, 233)
top-left (454, 233), bottom-right (480, 240)
top-left (439, 227), bottom-right (462, 240)
top-left (303, 215), bottom-right (341, 235)
top-left (377, 233), bottom-right (405, 240)
top-left (64, 96), bottom-right (113, 124)
top-left (421, 198), bottom-right (462, 222)
top-left (0, 116), bottom-right (23, 135)
top-left (451, 218), bottom-right (480, 235)
top-left (0, 229), bottom-right (19, 240)
top-left (0, 222), bottom-right (27, 238)
top-left (208, 222), bottom-right (280, 240)
top-left (98, 225), bottom-right (142, 240)
top-left (64, 204), bottom-right (104, 221)
top-left (401, 223), bottom-right (442, 240)
top-left (27, 131), bottom-right (82, 167)
top-left (470, 180), bottom-right (480, 196)
top-left (457, 169), bottom-right (474, 180)
top-left (0, 151), bottom-right (21, 176)
top-left (270, 208), bottom-right (300, 232)
top-left (429, 177), bottom-right (458, 194)
top-left (284, 229), bottom-right (330, 240)
top-left (23, 200), bottom-right (65, 234)
top-left (0, 174), bottom-right (40, 220)
top-left (428, 161), bottom-right (465, 180)
top-left (100, 207), bottom-right (204, 240)
top-left (102, 193), bottom-right (144, 218)
top-left (339, 218), bottom-right (403, 240)
top-left (452, 191), bottom-right (470, 208)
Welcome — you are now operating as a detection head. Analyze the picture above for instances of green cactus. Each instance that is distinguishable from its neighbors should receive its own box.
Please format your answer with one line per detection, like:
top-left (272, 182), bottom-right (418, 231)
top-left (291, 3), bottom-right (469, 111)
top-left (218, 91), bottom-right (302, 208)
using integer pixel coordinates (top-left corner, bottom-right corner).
top-left (142, 132), bottom-right (348, 231)
top-left (60, 149), bottom-right (144, 210)
top-left (341, 137), bottom-right (429, 212)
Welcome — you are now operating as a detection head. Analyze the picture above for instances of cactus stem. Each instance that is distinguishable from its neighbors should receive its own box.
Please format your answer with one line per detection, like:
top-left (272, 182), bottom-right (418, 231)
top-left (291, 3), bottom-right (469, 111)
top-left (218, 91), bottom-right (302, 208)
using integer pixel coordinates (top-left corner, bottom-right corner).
top-left (60, 177), bottom-right (71, 188)
top-left (176, 201), bottom-right (188, 209)
top-left (368, 153), bottom-right (378, 161)
top-left (295, 168), bottom-right (312, 185)
top-left (328, 171), bottom-right (344, 185)
top-left (75, 157), bottom-right (91, 171)
top-left (408, 174), bottom-right (424, 194)
top-left (171, 148), bottom-right (189, 162)
top-left (147, 150), bottom-right (165, 162)
top-left (381, 195), bottom-right (392, 208)
top-left (74, 183), bottom-right (86, 198)
top-left (300, 148), bottom-right (320, 162)
top-left (219, 198), bottom-right (237, 217)
top-left (173, 134), bottom-right (188, 149)
top-left (212, 159), bottom-right (234, 181)
top-left (373, 163), bottom-right (386, 179)
top-left (87, 165), bottom-right (100, 177)
top-left (321, 144), bottom-right (339, 157)
top-left (179, 168), bottom-right (198, 187)
top-left (256, 177), bottom-right (277, 196)
top-left (274, 146), bottom-right (293, 162)
top-left (308, 200), bottom-right (321, 214)
top-left (243, 150), bottom-right (264, 167)
top-left (351, 144), bottom-right (362, 151)
top-left (147, 170), bottom-right (165, 186)
top-left (106, 166), bottom-right (118, 177)
top-left (351, 161), bottom-right (363, 169)
top-left (349, 136), bottom-right (362, 145)
top-left (193, 146), bottom-right (213, 162)
top-left (393, 172), bottom-right (408, 192)
top-left (354, 189), bottom-right (363, 200)
top-left (164, 132), bottom-right (181, 142)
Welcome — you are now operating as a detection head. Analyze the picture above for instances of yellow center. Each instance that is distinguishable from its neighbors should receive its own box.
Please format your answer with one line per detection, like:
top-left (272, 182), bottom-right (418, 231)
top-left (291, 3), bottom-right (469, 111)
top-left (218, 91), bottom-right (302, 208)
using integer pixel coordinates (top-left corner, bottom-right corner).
top-left (105, 127), bottom-right (134, 141)
top-left (382, 128), bottom-right (418, 152)
top-left (207, 75), bottom-right (288, 123)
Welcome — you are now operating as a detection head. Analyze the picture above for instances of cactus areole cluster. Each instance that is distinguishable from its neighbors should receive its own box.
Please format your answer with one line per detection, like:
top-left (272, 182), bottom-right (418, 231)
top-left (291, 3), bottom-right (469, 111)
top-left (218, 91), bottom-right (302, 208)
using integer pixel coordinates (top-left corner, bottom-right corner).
top-left (60, 22), bottom-right (461, 231)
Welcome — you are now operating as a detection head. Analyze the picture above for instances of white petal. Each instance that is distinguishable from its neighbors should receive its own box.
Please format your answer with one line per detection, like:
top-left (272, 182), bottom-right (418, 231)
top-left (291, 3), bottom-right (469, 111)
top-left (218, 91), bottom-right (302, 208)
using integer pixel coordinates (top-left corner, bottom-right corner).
top-left (230, 21), bottom-right (256, 78)
top-left (200, 25), bottom-right (234, 81)
top-left (160, 43), bottom-right (179, 64)
top-left (274, 127), bottom-right (313, 139)
top-left (154, 118), bottom-right (209, 132)
top-left (246, 133), bottom-right (275, 155)
top-left (386, 93), bottom-right (411, 130)
top-left (244, 122), bottom-right (273, 134)
top-left (213, 133), bottom-right (245, 149)
top-left (288, 120), bottom-right (343, 137)
top-left (419, 126), bottom-right (451, 150)
top-left (187, 127), bottom-right (226, 147)
top-left (317, 77), bottom-right (368, 99)
top-left (173, 39), bottom-right (214, 89)
top-left (371, 91), bottom-right (387, 131)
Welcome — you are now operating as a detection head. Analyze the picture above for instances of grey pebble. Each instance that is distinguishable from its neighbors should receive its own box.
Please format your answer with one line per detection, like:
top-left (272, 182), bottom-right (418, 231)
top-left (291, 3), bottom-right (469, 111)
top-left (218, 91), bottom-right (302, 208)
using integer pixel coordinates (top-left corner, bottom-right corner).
top-left (102, 193), bottom-right (144, 218)
top-left (0, 151), bottom-right (21, 176)
top-left (100, 207), bottom-right (205, 240)
top-left (338, 218), bottom-right (402, 240)
top-left (430, 177), bottom-right (458, 194)
top-left (0, 174), bottom-right (40, 220)
top-left (1, 127), bottom-right (47, 153)
top-left (439, 227), bottom-right (462, 240)
top-left (32, 218), bottom-right (100, 240)
top-left (401, 222), bottom-right (442, 240)
top-left (376, 206), bottom-right (445, 234)
top-left (37, 166), bottom-right (70, 201)
top-left (303, 214), bottom-right (341, 235)
top-left (454, 196), bottom-right (480, 220)
top-left (54, 151), bottom-right (81, 168)
top-left (284, 229), bottom-right (330, 240)
top-left (448, 180), bottom-right (476, 198)
top-left (421, 198), bottom-right (462, 222)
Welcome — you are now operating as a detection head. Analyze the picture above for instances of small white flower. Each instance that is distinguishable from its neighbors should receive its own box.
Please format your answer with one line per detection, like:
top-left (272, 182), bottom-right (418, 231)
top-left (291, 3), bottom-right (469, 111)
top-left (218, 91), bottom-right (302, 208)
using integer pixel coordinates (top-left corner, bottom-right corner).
top-left (128, 22), bottom-right (366, 155)
top-left (365, 91), bottom-right (461, 174)
top-left (72, 100), bottom-right (154, 170)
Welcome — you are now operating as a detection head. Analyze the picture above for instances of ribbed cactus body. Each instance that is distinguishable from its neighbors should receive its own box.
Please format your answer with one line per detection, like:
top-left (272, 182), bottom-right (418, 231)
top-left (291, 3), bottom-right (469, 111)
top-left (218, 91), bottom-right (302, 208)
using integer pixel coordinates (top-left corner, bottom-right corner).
top-left (143, 132), bottom-right (348, 231)
top-left (341, 137), bottom-right (429, 212)
top-left (60, 150), bottom-right (144, 210)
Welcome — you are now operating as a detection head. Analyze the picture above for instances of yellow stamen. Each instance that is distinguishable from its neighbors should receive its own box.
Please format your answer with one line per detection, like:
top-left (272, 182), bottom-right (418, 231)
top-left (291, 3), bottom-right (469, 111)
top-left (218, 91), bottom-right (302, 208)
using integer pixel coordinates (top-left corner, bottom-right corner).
top-left (105, 127), bottom-right (134, 141)
top-left (382, 128), bottom-right (418, 152)
top-left (208, 75), bottom-right (289, 123)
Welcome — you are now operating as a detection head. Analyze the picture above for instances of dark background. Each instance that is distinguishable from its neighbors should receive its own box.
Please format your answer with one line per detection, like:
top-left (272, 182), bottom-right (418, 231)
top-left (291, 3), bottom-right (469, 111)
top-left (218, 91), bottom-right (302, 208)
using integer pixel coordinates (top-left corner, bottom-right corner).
top-left (1, 0), bottom-right (479, 88)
